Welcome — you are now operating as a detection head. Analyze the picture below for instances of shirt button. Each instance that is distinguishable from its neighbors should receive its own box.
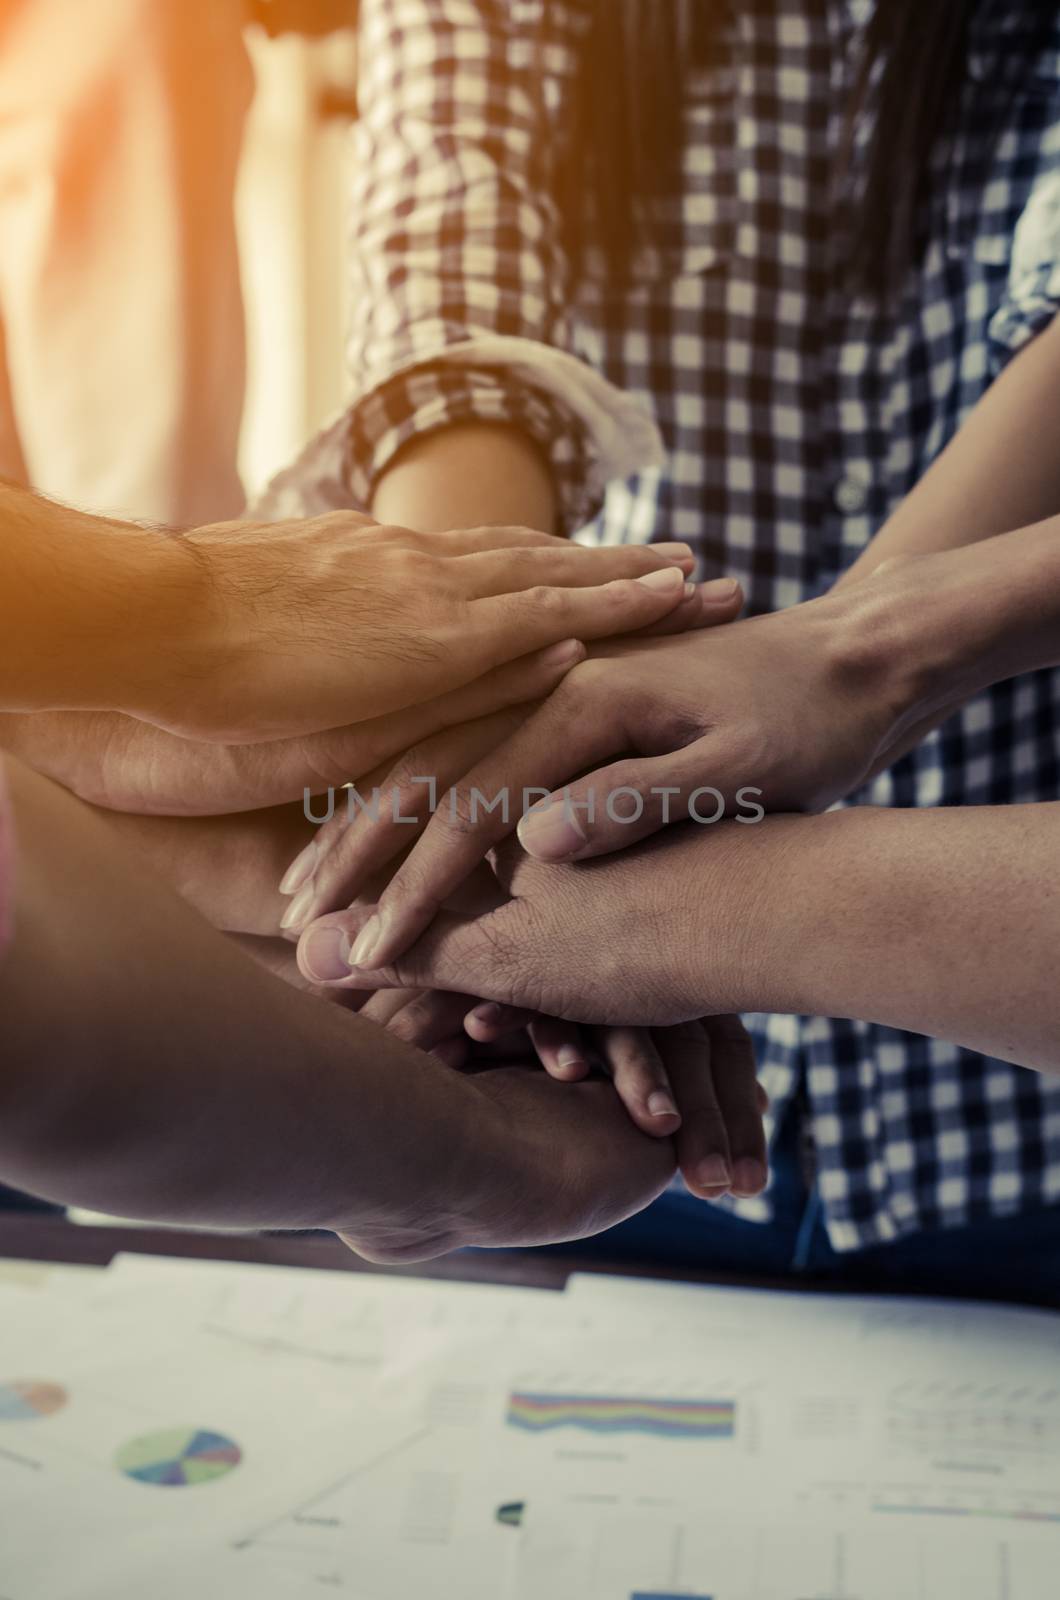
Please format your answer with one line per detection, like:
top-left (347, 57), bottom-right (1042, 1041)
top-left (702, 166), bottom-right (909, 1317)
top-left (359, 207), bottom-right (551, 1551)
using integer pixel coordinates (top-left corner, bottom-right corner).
top-left (833, 475), bottom-right (870, 516)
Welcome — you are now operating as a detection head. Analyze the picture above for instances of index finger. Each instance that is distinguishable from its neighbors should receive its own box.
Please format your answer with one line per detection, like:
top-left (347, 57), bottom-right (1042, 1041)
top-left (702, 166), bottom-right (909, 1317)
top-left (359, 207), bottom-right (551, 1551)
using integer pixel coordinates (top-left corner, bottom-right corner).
top-left (345, 669), bottom-right (624, 972)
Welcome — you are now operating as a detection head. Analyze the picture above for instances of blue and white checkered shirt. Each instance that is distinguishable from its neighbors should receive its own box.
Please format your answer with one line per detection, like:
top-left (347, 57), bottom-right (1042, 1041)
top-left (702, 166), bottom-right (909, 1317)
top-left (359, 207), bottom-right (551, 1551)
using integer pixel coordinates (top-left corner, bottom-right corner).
top-left (263, 0), bottom-right (1060, 1251)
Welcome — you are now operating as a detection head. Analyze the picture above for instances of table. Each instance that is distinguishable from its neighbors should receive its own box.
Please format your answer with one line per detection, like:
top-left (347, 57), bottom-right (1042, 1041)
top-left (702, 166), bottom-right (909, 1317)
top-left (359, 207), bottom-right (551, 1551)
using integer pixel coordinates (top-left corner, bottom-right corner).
top-left (0, 1211), bottom-right (810, 1294)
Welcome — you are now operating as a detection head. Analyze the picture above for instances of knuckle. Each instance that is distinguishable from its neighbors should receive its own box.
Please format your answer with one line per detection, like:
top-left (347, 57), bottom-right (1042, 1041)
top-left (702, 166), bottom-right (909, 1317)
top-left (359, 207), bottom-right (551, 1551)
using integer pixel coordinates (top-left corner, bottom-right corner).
top-left (438, 784), bottom-right (499, 841)
top-left (385, 859), bottom-right (441, 922)
top-left (606, 758), bottom-right (653, 800)
top-left (523, 582), bottom-right (564, 618)
top-left (564, 657), bottom-right (615, 699)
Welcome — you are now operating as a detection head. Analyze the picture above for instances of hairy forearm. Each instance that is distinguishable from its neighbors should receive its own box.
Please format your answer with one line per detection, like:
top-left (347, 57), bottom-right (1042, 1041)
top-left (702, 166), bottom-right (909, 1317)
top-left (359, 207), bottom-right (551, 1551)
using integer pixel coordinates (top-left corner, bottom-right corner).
top-left (371, 422), bottom-right (557, 534)
top-left (0, 481), bottom-right (207, 714)
top-left (842, 313), bottom-right (1060, 583)
top-left (723, 804), bottom-right (1060, 1074)
top-left (0, 760), bottom-right (485, 1228)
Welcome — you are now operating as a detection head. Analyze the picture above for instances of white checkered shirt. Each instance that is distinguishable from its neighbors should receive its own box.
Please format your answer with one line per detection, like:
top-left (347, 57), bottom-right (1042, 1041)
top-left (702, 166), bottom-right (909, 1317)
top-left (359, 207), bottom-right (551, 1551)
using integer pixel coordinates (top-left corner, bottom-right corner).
top-left (261, 0), bottom-right (1060, 1251)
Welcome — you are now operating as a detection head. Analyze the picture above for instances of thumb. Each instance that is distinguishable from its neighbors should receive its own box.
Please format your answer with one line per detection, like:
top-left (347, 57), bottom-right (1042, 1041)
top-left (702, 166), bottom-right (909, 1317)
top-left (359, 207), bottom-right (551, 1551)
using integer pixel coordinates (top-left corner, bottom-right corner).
top-left (296, 905), bottom-right (524, 1002)
top-left (517, 745), bottom-right (748, 862)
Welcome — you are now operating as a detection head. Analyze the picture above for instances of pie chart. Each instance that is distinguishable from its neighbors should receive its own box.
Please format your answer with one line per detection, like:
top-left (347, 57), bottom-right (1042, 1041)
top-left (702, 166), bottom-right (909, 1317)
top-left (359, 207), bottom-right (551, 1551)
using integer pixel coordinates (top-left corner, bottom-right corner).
top-left (0, 1380), bottom-right (68, 1422)
top-left (115, 1427), bottom-right (243, 1487)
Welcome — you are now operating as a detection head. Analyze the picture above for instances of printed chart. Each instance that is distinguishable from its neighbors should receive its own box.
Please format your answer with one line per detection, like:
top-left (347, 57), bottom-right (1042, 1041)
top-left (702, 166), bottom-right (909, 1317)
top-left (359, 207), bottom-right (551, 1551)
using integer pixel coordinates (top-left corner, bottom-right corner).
top-left (505, 1392), bottom-right (736, 1440)
top-left (114, 1427), bottom-right (243, 1488)
top-left (0, 1381), bottom-right (68, 1423)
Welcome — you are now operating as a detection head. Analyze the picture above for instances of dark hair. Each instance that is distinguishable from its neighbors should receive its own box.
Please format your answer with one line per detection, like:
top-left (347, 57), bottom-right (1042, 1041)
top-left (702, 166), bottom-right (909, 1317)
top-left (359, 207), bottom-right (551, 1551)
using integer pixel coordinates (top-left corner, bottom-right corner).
top-left (561, 0), bottom-right (1055, 300)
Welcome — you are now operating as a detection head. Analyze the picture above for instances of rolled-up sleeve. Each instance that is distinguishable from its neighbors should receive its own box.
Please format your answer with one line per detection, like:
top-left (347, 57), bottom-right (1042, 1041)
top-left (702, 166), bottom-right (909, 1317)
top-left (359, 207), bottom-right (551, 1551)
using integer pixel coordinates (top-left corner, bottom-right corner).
top-left (989, 133), bottom-right (1060, 365)
top-left (337, 0), bottom-right (661, 532)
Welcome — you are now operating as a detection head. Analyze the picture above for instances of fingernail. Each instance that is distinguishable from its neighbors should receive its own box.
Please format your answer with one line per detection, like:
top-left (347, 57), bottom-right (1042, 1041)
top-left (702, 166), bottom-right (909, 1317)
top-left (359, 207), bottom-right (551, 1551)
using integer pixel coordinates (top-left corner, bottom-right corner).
top-left (700, 578), bottom-right (740, 602)
top-left (556, 1045), bottom-right (587, 1076)
top-left (732, 1157), bottom-right (766, 1195)
top-left (654, 542), bottom-right (695, 572)
top-left (517, 798), bottom-right (586, 861)
top-left (647, 1090), bottom-right (679, 1120)
top-left (280, 882), bottom-right (316, 932)
top-left (348, 914), bottom-right (383, 969)
top-left (300, 924), bottom-right (351, 981)
top-left (683, 581), bottom-right (697, 599)
top-left (279, 839), bottom-right (318, 897)
top-left (697, 1155), bottom-right (732, 1190)
top-left (469, 1003), bottom-right (502, 1027)
top-left (539, 638), bottom-right (584, 667)
top-left (636, 566), bottom-right (684, 593)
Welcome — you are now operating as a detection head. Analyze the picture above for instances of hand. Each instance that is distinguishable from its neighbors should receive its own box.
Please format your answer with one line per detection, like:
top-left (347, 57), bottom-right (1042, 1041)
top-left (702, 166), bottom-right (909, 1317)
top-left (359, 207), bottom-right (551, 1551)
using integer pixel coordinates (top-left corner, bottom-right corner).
top-left (0, 645), bottom-right (588, 817)
top-left (296, 826), bottom-right (761, 1027)
top-left (97, 805), bottom-right (313, 936)
top-left (370, 987), bottom-right (768, 1201)
top-left (324, 582), bottom-right (917, 970)
top-left (0, 755), bottom-right (673, 1248)
top-left (150, 516), bottom-right (737, 742)
top-left (336, 1056), bottom-right (678, 1265)
top-left (276, 705), bottom-right (538, 932)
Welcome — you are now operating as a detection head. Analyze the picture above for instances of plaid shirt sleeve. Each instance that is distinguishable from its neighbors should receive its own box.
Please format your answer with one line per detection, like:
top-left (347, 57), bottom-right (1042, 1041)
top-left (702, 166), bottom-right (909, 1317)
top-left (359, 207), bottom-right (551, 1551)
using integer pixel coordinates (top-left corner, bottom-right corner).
top-left (989, 52), bottom-right (1060, 364)
top-left (344, 0), bottom-right (657, 533)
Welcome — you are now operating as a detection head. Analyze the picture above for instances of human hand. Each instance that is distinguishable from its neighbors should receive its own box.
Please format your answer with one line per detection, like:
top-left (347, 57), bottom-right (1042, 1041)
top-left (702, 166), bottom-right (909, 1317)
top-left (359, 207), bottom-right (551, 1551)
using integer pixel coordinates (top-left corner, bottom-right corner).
top-left (335, 1054), bottom-right (678, 1264)
top-left (297, 825), bottom-right (763, 1027)
top-left (325, 583), bottom-right (917, 970)
top-left (146, 516), bottom-right (739, 743)
top-left (365, 986), bottom-right (767, 1201)
top-left (93, 804), bottom-right (314, 936)
top-left (0, 643), bottom-right (589, 817)
top-left (276, 704), bottom-right (541, 932)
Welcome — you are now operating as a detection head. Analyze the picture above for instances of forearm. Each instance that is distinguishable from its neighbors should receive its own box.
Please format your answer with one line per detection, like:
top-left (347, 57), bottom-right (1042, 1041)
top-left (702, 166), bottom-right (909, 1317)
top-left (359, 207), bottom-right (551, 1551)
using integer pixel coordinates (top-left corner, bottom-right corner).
top-left (723, 804), bottom-right (1060, 1074)
top-left (0, 759), bottom-right (486, 1229)
top-left (371, 422), bottom-right (557, 534)
top-left (0, 481), bottom-right (207, 713)
top-left (95, 802), bottom-right (312, 935)
top-left (842, 313), bottom-right (1060, 583)
top-left (846, 515), bottom-right (1060, 767)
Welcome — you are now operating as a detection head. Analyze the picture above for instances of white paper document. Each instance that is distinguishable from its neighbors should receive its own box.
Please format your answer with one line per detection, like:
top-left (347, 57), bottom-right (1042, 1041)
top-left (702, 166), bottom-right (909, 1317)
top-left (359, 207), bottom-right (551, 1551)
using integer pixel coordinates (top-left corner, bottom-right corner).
top-left (0, 1254), bottom-right (1056, 1599)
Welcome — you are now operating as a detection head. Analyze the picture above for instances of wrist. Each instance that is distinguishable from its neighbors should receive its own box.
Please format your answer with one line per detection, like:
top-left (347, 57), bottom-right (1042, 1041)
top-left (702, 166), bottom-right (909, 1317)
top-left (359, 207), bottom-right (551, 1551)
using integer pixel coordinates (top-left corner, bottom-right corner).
top-left (825, 553), bottom-right (995, 754)
top-left (371, 423), bottom-right (557, 535)
top-left (51, 517), bottom-right (214, 722)
top-left (95, 527), bottom-right (217, 723)
top-left (0, 482), bottom-right (208, 716)
top-left (829, 519), bottom-right (1060, 756)
top-left (679, 813), bottom-right (839, 1018)
top-left (328, 1061), bottom-right (510, 1256)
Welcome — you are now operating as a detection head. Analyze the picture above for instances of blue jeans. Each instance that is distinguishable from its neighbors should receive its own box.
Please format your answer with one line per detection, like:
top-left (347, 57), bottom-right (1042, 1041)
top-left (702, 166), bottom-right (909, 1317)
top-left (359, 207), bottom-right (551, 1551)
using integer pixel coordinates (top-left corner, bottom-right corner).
top-left (540, 1108), bottom-right (1060, 1309)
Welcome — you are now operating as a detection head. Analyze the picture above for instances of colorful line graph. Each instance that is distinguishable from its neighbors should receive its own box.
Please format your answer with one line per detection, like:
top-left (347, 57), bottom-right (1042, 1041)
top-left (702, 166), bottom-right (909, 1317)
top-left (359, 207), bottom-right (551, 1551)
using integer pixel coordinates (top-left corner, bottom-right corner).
top-left (0, 1380), bottom-right (68, 1422)
top-left (631, 1593), bottom-right (714, 1600)
top-left (505, 1392), bottom-right (736, 1439)
top-left (115, 1426), bottom-right (242, 1487)
top-left (873, 1502), bottom-right (1060, 1526)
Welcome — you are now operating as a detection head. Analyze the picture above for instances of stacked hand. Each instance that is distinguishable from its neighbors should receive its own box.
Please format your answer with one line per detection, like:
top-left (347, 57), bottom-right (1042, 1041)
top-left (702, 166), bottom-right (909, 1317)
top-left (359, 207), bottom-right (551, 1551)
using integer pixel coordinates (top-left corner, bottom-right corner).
top-left (285, 583), bottom-right (915, 971)
top-left (145, 515), bottom-right (738, 742)
top-left (291, 836), bottom-right (769, 1202)
top-left (278, 571), bottom-right (938, 1207)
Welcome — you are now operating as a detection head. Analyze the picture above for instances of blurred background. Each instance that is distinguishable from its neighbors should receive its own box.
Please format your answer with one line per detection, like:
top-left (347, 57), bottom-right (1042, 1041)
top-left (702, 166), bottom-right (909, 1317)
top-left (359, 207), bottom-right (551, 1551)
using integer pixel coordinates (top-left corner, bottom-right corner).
top-left (0, 0), bottom-right (358, 524)
top-left (237, 19), bottom-right (355, 503)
